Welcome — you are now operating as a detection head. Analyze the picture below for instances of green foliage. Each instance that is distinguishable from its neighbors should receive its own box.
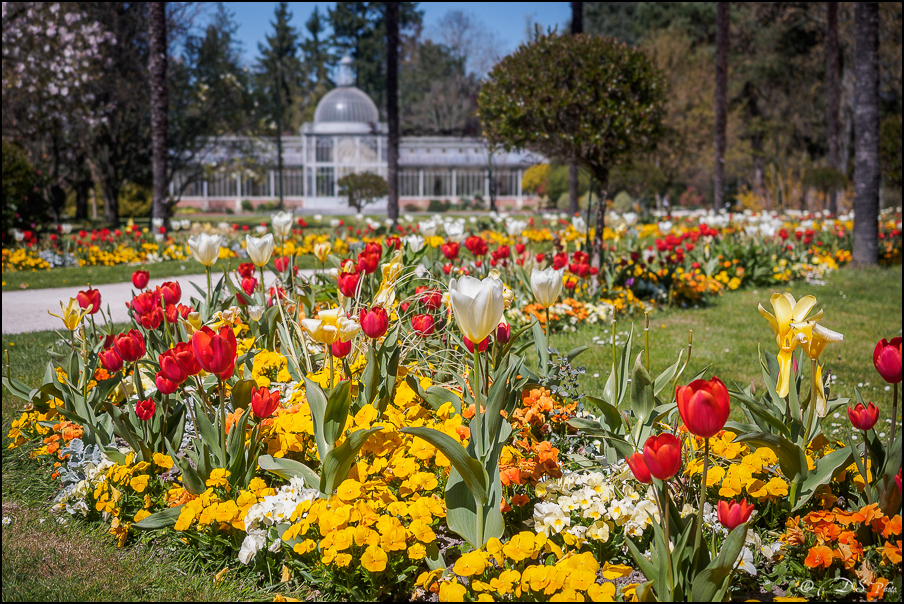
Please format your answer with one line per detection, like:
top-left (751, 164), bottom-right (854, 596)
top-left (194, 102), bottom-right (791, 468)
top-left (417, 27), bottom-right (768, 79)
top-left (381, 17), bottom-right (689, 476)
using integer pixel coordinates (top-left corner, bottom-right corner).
top-left (337, 171), bottom-right (389, 211)
top-left (880, 114), bottom-right (902, 187)
top-left (118, 182), bottom-right (152, 218)
top-left (478, 33), bottom-right (668, 186)
top-left (2, 140), bottom-right (49, 237)
top-left (802, 166), bottom-right (847, 193)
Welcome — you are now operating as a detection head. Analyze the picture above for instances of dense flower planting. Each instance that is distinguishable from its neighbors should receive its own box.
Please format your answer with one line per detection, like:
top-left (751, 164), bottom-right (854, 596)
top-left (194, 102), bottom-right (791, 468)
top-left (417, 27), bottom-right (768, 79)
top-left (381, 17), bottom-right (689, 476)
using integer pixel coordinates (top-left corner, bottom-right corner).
top-left (4, 213), bottom-right (903, 602)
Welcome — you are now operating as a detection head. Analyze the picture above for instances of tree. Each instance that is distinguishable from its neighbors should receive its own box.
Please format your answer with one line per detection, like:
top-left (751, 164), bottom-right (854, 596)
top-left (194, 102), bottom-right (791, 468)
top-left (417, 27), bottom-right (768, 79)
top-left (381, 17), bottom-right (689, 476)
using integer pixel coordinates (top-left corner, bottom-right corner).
top-left (148, 2), bottom-right (169, 228)
top-left (479, 33), bottom-right (667, 269)
top-left (338, 172), bottom-right (389, 212)
top-left (852, 3), bottom-right (880, 266)
top-left (328, 2), bottom-right (422, 116)
top-left (298, 7), bottom-right (334, 123)
top-left (567, 2), bottom-right (582, 216)
top-left (825, 2), bottom-right (840, 216)
top-left (430, 10), bottom-right (503, 77)
top-left (401, 40), bottom-right (479, 136)
top-left (386, 2), bottom-right (399, 224)
top-left (713, 2), bottom-right (729, 211)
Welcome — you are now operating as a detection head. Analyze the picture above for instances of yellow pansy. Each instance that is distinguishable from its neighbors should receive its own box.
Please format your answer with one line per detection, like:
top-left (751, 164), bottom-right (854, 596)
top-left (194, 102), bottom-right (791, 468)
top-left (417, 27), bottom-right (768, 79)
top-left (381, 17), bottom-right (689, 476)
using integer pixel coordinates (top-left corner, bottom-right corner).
top-left (129, 474), bottom-right (150, 493)
top-left (361, 545), bottom-right (388, 572)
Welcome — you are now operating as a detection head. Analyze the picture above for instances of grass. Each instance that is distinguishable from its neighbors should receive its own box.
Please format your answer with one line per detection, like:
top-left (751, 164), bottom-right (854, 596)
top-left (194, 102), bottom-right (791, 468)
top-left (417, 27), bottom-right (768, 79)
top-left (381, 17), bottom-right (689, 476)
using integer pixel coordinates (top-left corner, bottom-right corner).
top-left (1, 255), bottom-right (318, 292)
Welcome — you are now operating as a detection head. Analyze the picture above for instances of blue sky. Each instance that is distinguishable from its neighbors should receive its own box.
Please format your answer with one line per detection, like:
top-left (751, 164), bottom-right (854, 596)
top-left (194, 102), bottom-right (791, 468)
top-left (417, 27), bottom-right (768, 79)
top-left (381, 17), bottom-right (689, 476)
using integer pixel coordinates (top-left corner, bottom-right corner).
top-left (227, 2), bottom-right (571, 66)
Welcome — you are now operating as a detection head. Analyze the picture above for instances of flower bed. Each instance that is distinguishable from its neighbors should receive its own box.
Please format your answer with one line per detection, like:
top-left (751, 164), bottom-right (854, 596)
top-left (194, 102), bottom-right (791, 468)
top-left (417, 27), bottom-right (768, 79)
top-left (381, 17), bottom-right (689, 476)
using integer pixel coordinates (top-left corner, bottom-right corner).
top-left (4, 224), bottom-right (902, 602)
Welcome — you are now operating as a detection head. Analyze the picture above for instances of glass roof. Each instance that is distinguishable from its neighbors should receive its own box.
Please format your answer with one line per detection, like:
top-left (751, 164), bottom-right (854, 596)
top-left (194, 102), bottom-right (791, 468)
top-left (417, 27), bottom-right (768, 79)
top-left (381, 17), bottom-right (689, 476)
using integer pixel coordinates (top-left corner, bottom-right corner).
top-left (313, 86), bottom-right (379, 125)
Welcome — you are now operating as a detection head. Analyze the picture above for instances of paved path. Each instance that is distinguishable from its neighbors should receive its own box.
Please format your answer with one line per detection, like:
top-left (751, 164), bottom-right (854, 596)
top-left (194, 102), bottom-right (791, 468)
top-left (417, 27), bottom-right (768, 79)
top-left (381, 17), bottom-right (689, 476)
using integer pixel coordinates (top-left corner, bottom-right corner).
top-left (1, 270), bottom-right (316, 335)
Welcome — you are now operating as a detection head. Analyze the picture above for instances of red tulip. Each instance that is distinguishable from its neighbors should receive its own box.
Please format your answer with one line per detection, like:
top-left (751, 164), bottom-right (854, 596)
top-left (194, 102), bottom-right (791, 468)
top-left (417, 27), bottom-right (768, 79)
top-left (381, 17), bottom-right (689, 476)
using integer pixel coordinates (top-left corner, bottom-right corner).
top-left (175, 303), bottom-right (194, 319)
top-left (237, 262), bottom-right (256, 279)
top-left (496, 322), bottom-right (511, 344)
top-left (164, 304), bottom-right (180, 324)
top-left (463, 336), bottom-right (489, 353)
top-left (357, 251), bottom-right (380, 275)
top-left (139, 307), bottom-right (164, 330)
top-left (873, 337), bottom-right (902, 384)
top-left (157, 281), bottom-right (181, 305)
top-left (515, 243), bottom-right (526, 255)
top-left (412, 314), bottom-right (435, 336)
top-left (386, 236), bottom-right (402, 251)
top-left (158, 349), bottom-right (187, 384)
top-left (251, 386), bottom-right (281, 419)
top-left (241, 277), bottom-right (257, 296)
top-left (360, 307), bottom-right (389, 339)
top-left (464, 235), bottom-right (488, 257)
top-left (441, 241), bottom-right (460, 260)
top-left (114, 329), bottom-right (146, 362)
top-left (136, 398), bottom-right (156, 421)
top-left (132, 270), bottom-right (150, 289)
top-left (101, 333), bottom-right (116, 349)
top-left (274, 256), bottom-right (290, 272)
top-left (896, 470), bottom-right (902, 495)
top-left (191, 326), bottom-right (237, 379)
top-left (626, 452), bottom-right (652, 484)
top-left (643, 433), bottom-right (682, 481)
top-left (331, 339), bottom-right (352, 358)
top-left (172, 341), bottom-right (201, 376)
top-left (848, 402), bottom-right (880, 431)
top-left (131, 291), bottom-right (159, 316)
top-left (76, 288), bottom-right (101, 315)
top-left (717, 498), bottom-right (754, 530)
top-left (416, 286), bottom-right (443, 310)
top-left (155, 372), bottom-right (179, 395)
top-left (98, 348), bottom-right (123, 372)
top-left (338, 271), bottom-right (361, 297)
top-left (676, 377), bottom-right (731, 438)
top-left (364, 242), bottom-right (382, 256)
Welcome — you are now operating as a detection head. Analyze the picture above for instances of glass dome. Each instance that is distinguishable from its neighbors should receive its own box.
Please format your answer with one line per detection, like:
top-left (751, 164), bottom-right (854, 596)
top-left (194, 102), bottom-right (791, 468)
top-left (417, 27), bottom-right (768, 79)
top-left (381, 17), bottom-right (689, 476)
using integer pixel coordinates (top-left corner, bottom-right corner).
top-left (313, 87), bottom-right (379, 125)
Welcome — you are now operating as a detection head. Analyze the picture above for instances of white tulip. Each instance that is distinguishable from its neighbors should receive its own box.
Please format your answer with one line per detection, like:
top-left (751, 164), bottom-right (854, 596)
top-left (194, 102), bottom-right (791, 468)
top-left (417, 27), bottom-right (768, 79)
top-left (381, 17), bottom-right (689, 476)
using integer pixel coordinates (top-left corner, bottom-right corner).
top-left (248, 305), bottom-right (265, 321)
top-left (531, 267), bottom-right (564, 308)
top-left (61, 223), bottom-right (73, 234)
top-left (314, 214), bottom-right (323, 222)
top-left (329, 218), bottom-right (341, 228)
top-left (404, 235), bottom-right (425, 252)
top-left (188, 233), bottom-right (223, 266)
top-left (444, 220), bottom-right (466, 243)
top-left (448, 276), bottom-right (505, 344)
top-left (246, 233), bottom-right (275, 267)
top-left (419, 219), bottom-right (438, 238)
top-left (152, 217), bottom-right (164, 229)
top-left (623, 212), bottom-right (638, 226)
top-left (271, 211), bottom-right (294, 240)
top-left (506, 219), bottom-right (528, 237)
top-left (572, 216), bottom-right (587, 235)
top-left (658, 221), bottom-right (673, 235)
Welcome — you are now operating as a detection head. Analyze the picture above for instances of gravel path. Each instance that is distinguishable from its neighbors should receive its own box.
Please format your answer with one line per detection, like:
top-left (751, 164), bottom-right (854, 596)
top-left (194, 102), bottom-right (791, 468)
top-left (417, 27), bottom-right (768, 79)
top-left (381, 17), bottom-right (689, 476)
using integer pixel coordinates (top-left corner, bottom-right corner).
top-left (1, 269), bottom-right (316, 335)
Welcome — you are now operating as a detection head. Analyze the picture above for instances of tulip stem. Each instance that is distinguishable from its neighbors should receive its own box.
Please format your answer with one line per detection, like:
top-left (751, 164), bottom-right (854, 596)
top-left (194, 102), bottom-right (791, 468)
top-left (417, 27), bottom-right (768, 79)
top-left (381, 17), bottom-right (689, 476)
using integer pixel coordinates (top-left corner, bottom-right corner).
top-left (804, 359), bottom-right (818, 444)
top-left (328, 349), bottom-right (334, 389)
top-left (133, 362), bottom-right (146, 401)
top-left (652, 482), bottom-right (674, 596)
top-left (694, 437), bottom-right (709, 556)
top-left (218, 377), bottom-right (226, 465)
top-left (862, 429), bottom-right (873, 505)
top-left (259, 266), bottom-right (266, 301)
top-left (644, 311), bottom-right (651, 372)
top-left (473, 348), bottom-right (483, 459)
top-left (205, 265), bottom-right (212, 308)
top-left (545, 307), bottom-right (550, 353)
top-left (611, 319), bottom-right (618, 398)
top-left (891, 383), bottom-right (898, 450)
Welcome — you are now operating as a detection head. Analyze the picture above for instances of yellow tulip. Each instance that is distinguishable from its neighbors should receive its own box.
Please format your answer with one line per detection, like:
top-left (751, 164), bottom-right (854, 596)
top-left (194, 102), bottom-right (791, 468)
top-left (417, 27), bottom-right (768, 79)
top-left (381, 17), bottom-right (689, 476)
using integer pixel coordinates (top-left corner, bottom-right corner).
top-left (300, 308), bottom-right (359, 345)
top-left (373, 250), bottom-right (404, 308)
top-left (791, 320), bottom-right (843, 417)
top-left (48, 298), bottom-right (89, 330)
top-left (758, 293), bottom-right (822, 397)
top-left (314, 242), bottom-right (332, 263)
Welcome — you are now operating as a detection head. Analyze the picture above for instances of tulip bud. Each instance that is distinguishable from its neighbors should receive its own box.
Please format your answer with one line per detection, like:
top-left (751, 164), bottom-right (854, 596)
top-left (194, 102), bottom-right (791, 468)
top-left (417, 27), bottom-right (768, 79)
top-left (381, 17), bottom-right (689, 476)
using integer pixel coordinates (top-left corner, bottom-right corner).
top-left (338, 271), bottom-right (361, 298)
top-left (718, 499), bottom-right (755, 530)
top-left (155, 372), bottom-right (179, 395)
top-left (332, 339), bottom-right (352, 358)
top-left (530, 267), bottom-right (565, 309)
top-left (241, 277), bottom-right (257, 296)
top-left (76, 288), bottom-right (101, 315)
top-left (676, 377), bottom-right (730, 438)
top-left (237, 262), bottom-right (256, 279)
top-left (314, 242), bottom-right (331, 262)
top-left (157, 281), bottom-right (181, 305)
top-left (98, 348), bottom-right (123, 372)
top-left (496, 322), bottom-right (511, 344)
top-left (114, 329), bottom-right (146, 363)
top-left (360, 307), bottom-right (389, 339)
top-left (626, 452), bottom-right (652, 484)
top-left (448, 276), bottom-right (505, 345)
top-left (873, 337), bottom-right (902, 384)
top-left (188, 233), bottom-right (224, 266)
top-left (463, 336), bottom-right (489, 353)
top-left (251, 386), bottom-right (281, 419)
top-left (132, 270), bottom-right (150, 289)
top-left (642, 433), bottom-right (682, 481)
top-left (248, 305), bottom-right (265, 321)
top-left (848, 402), bottom-right (880, 431)
top-left (136, 398), bottom-right (156, 421)
top-left (271, 211), bottom-right (293, 240)
top-left (246, 233), bottom-right (275, 267)
top-left (192, 326), bottom-right (237, 379)
top-left (411, 314), bottom-right (435, 336)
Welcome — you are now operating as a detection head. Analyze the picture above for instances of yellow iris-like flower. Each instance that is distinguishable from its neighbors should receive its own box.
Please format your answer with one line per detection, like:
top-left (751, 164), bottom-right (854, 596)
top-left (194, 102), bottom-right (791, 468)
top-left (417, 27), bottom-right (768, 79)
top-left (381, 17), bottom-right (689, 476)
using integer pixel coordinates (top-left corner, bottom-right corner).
top-left (790, 320), bottom-right (844, 418)
top-left (373, 249), bottom-right (404, 307)
top-left (758, 293), bottom-right (822, 397)
top-left (48, 298), bottom-right (90, 330)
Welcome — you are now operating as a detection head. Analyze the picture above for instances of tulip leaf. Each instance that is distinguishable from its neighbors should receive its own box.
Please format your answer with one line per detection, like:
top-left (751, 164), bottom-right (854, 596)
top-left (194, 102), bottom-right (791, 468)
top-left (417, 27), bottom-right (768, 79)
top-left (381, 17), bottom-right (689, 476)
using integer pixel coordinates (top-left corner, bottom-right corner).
top-left (192, 400), bottom-right (223, 465)
top-left (304, 376), bottom-right (330, 461)
top-left (580, 396), bottom-right (624, 434)
top-left (653, 349), bottom-right (683, 397)
top-left (320, 427), bottom-right (384, 496)
top-left (360, 346), bottom-right (379, 407)
top-left (625, 537), bottom-right (659, 596)
top-left (691, 522), bottom-right (748, 602)
top-left (793, 446), bottom-right (853, 511)
top-left (258, 454), bottom-right (321, 491)
top-left (226, 408), bottom-right (252, 477)
top-left (531, 320), bottom-right (549, 376)
top-left (323, 380), bottom-right (352, 447)
top-left (729, 390), bottom-right (792, 439)
top-left (133, 504), bottom-right (185, 530)
top-left (401, 427), bottom-right (489, 505)
top-left (565, 345), bottom-right (588, 362)
top-left (231, 379), bottom-right (257, 410)
top-left (165, 438), bottom-right (207, 495)
top-left (631, 352), bottom-right (655, 424)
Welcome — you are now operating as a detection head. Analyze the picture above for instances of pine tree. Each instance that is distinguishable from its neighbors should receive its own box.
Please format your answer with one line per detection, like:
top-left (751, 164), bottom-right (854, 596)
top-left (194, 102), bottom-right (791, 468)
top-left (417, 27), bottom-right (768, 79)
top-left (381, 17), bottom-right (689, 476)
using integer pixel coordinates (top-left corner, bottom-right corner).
top-left (256, 2), bottom-right (303, 133)
top-left (298, 6), bottom-right (335, 123)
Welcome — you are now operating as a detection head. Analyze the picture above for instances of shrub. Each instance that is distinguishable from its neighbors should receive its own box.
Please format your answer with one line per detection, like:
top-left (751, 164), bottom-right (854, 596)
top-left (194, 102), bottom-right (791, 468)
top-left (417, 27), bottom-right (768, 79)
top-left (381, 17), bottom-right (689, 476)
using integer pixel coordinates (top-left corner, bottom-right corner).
top-left (2, 140), bottom-right (49, 240)
top-left (241, 199), bottom-right (254, 213)
top-left (118, 182), bottom-right (153, 218)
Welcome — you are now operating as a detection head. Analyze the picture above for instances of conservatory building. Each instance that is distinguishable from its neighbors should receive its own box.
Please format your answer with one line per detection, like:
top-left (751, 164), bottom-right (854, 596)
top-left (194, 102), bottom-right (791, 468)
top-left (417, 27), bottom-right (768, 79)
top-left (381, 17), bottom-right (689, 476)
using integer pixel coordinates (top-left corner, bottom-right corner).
top-left (176, 57), bottom-right (541, 213)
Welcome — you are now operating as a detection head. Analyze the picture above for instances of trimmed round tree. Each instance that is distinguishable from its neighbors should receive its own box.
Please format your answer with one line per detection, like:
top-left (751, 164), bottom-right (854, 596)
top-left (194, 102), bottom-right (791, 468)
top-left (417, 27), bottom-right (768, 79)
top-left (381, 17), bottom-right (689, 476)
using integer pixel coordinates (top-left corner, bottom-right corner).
top-left (478, 33), bottom-right (667, 269)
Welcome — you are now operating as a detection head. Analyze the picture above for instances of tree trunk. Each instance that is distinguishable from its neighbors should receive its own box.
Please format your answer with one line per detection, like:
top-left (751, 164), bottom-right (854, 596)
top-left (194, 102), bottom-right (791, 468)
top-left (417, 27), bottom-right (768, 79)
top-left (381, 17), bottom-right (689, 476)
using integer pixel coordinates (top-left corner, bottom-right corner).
top-left (590, 168), bottom-right (609, 272)
top-left (74, 179), bottom-right (90, 220)
top-left (102, 180), bottom-right (120, 225)
top-left (568, 3), bottom-right (582, 216)
top-left (148, 2), bottom-right (169, 230)
top-left (826, 2), bottom-right (840, 216)
top-left (714, 2), bottom-right (729, 211)
top-left (386, 2), bottom-right (400, 225)
top-left (852, 2), bottom-right (880, 266)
